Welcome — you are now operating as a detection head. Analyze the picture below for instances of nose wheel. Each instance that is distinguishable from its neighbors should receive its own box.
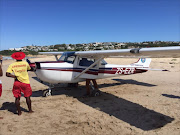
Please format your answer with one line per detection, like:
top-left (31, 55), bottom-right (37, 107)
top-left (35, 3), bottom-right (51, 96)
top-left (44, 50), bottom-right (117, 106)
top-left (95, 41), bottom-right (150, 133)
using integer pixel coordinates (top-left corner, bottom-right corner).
top-left (43, 85), bottom-right (52, 97)
top-left (43, 89), bottom-right (52, 97)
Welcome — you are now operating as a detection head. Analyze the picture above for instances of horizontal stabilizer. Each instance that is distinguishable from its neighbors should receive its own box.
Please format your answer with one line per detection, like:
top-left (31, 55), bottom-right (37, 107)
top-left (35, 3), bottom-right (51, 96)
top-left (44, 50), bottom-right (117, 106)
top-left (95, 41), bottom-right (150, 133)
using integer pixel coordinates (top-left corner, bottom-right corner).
top-left (137, 68), bottom-right (168, 71)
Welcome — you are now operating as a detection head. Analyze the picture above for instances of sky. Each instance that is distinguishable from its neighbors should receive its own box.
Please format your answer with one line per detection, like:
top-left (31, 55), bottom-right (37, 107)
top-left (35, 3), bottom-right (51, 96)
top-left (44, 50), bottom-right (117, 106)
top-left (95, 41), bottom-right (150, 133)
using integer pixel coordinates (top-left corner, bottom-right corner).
top-left (0, 0), bottom-right (180, 50)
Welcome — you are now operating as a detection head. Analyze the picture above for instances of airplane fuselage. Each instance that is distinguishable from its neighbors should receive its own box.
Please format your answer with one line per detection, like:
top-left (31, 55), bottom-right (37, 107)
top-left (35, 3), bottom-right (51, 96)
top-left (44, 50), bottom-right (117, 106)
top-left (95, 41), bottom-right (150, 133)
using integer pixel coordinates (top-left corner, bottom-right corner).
top-left (34, 61), bottom-right (147, 84)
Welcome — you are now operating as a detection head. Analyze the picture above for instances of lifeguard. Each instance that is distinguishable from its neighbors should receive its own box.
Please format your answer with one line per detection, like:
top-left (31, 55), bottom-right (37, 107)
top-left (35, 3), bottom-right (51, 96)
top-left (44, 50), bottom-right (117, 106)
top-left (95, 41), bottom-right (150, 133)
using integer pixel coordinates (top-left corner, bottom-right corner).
top-left (6, 52), bottom-right (33, 115)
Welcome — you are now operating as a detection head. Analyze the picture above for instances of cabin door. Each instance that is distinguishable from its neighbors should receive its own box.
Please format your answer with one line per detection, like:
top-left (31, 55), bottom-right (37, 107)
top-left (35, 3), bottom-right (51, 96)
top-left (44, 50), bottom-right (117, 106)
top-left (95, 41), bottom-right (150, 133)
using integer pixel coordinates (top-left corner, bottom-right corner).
top-left (74, 57), bottom-right (99, 79)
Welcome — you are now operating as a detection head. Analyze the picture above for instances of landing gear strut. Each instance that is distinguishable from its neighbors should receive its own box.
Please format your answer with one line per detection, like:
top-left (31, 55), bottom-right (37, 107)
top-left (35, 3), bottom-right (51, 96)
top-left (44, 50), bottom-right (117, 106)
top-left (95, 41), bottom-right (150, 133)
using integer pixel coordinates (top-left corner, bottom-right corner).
top-left (90, 81), bottom-right (101, 97)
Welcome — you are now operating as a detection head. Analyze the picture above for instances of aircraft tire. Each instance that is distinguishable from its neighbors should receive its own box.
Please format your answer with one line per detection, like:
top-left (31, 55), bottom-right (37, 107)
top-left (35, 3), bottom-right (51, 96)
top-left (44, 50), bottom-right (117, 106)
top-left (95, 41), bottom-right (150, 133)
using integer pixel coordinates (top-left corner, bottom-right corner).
top-left (91, 90), bottom-right (101, 97)
top-left (43, 90), bottom-right (51, 97)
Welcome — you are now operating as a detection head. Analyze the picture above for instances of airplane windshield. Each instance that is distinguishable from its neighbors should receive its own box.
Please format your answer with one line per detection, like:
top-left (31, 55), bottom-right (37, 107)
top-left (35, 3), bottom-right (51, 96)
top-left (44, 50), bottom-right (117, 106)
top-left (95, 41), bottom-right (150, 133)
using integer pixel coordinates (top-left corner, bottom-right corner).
top-left (59, 52), bottom-right (76, 63)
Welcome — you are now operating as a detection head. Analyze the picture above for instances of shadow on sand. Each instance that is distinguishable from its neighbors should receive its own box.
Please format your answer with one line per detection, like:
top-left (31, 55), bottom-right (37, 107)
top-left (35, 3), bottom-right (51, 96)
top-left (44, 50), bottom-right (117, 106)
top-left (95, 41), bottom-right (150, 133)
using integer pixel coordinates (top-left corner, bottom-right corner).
top-left (162, 94), bottom-right (180, 99)
top-left (112, 79), bottom-right (157, 87)
top-left (0, 102), bottom-right (29, 115)
top-left (30, 78), bottom-right (174, 131)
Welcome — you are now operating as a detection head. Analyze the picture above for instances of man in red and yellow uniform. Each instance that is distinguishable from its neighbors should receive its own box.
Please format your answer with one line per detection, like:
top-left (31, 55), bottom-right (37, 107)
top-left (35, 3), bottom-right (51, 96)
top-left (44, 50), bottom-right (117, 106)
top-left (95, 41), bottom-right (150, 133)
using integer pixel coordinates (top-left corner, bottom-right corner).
top-left (6, 52), bottom-right (33, 115)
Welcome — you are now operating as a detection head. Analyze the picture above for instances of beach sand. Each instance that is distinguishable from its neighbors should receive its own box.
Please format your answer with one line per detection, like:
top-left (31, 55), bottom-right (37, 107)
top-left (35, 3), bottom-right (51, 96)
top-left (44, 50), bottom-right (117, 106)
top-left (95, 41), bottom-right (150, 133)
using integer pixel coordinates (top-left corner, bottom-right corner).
top-left (0, 56), bottom-right (180, 135)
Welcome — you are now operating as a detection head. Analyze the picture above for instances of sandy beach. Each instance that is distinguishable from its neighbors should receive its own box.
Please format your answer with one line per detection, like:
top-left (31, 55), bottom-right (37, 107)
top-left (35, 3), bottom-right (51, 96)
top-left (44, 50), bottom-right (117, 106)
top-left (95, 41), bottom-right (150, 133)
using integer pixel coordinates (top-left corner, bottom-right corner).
top-left (0, 56), bottom-right (180, 135)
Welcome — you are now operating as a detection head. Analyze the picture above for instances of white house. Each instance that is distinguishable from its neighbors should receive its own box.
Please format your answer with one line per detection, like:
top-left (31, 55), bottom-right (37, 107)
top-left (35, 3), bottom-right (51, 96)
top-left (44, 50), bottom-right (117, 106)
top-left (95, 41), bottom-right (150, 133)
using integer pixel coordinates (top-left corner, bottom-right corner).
top-left (9, 48), bottom-right (24, 51)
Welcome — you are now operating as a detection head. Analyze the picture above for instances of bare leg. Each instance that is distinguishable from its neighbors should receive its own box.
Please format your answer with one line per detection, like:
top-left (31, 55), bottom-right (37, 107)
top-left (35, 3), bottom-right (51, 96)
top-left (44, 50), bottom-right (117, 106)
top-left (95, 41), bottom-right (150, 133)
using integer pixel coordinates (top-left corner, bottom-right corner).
top-left (92, 79), bottom-right (98, 89)
top-left (86, 79), bottom-right (91, 95)
top-left (15, 97), bottom-right (22, 115)
top-left (25, 97), bottom-right (33, 113)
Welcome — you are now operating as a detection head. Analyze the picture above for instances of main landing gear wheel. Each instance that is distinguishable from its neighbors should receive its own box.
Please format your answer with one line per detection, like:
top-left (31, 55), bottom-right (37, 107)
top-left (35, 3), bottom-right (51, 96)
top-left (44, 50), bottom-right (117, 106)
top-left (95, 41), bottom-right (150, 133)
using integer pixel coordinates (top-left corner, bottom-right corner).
top-left (91, 90), bottom-right (101, 97)
top-left (43, 90), bottom-right (52, 97)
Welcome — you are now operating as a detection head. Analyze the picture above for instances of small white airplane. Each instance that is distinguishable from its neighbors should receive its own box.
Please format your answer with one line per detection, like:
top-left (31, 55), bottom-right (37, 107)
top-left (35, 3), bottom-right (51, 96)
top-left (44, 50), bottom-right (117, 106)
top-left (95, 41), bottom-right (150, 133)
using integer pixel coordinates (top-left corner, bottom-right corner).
top-left (29, 46), bottom-right (180, 97)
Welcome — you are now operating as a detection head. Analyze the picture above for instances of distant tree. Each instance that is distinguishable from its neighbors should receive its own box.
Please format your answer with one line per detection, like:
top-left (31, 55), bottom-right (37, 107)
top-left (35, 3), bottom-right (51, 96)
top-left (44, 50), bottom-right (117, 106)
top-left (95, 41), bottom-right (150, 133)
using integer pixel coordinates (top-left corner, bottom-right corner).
top-left (121, 45), bottom-right (128, 49)
top-left (54, 44), bottom-right (61, 49)
top-left (0, 50), bottom-right (16, 55)
top-left (28, 51), bottom-right (38, 55)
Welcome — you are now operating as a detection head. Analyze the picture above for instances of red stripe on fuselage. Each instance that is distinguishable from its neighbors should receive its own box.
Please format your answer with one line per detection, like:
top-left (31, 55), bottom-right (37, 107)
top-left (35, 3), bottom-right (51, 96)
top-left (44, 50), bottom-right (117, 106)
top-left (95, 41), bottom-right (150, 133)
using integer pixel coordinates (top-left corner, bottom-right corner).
top-left (40, 67), bottom-right (147, 75)
top-left (42, 68), bottom-right (98, 75)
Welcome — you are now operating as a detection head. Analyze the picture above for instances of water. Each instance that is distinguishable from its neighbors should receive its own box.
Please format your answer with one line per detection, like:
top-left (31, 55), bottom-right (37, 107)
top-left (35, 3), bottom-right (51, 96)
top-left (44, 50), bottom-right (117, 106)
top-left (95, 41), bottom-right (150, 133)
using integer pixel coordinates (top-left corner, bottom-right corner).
top-left (3, 56), bottom-right (12, 60)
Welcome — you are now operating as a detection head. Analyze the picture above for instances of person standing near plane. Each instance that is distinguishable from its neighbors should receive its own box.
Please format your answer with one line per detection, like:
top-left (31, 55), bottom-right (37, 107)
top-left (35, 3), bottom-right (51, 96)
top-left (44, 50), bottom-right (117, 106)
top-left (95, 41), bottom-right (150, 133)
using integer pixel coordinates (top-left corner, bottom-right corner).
top-left (0, 56), bottom-right (3, 119)
top-left (86, 79), bottom-right (98, 96)
top-left (0, 55), bottom-right (3, 64)
top-left (6, 52), bottom-right (33, 115)
top-left (0, 55), bottom-right (3, 97)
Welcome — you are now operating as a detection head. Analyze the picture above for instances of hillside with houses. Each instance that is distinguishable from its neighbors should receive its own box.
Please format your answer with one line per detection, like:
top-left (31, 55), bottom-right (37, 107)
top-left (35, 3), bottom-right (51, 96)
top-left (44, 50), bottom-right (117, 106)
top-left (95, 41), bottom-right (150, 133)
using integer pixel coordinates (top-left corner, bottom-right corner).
top-left (1, 41), bottom-right (180, 55)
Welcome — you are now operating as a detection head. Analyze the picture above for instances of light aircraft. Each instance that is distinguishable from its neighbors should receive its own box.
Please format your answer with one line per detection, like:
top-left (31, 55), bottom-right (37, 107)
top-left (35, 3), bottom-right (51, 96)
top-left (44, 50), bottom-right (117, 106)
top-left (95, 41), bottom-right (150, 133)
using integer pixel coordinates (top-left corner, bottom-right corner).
top-left (29, 46), bottom-right (180, 97)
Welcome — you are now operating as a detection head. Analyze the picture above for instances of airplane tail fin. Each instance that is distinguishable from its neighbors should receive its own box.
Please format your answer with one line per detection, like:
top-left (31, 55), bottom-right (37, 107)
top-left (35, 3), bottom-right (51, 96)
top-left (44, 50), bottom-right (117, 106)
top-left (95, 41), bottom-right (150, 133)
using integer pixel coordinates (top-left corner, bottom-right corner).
top-left (134, 58), bottom-right (169, 71)
top-left (133, 58), bottom-right (151, 68)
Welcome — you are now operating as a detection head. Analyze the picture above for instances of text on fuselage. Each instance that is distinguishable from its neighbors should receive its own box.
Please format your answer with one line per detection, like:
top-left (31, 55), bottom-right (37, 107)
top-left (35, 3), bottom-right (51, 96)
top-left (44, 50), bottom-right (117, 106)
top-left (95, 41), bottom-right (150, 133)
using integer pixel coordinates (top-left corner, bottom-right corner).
top-left (115, 67), bottom-right (135, 75)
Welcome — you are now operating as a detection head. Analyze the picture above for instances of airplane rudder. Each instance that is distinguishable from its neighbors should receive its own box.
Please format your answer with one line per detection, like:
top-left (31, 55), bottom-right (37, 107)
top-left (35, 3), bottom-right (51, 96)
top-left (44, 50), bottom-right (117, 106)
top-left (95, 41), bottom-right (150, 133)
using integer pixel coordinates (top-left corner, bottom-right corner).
top-left (141, 58), bottom-right (151, 67)
top-left (135, 58), bottom-right (151, 67)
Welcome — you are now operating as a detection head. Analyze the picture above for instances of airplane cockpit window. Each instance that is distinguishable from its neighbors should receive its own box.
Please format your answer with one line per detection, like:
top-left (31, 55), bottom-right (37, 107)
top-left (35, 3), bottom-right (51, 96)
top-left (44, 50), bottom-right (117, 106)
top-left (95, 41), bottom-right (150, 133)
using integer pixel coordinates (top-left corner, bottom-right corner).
top-left (100, 59), bottom-right (107, 65)
top-left (66, 56), bottom-right (76, 63)
top-left (59, 52), bottom-right (76, 63)
top-left (79, 58), bottom-right (95, 67)
top-left (79, 58), bottom-right (107, 66)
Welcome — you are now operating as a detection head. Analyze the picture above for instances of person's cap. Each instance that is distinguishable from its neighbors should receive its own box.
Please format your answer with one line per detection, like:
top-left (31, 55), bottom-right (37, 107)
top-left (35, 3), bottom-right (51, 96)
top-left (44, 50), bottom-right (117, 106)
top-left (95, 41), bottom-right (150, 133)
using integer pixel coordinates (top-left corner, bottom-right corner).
top-left (11, 52), bottom-right (26, 60)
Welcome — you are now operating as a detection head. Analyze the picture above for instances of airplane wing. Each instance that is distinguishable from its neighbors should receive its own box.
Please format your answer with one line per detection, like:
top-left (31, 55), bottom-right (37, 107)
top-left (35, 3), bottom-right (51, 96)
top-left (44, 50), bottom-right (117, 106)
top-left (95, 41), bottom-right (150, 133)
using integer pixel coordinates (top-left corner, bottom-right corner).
top-left (75, 46), bottom-right (180, 58)
top-left (38, 46), bottom-right (180, 58)
top-left (39, 52), bottom-right (64, 55)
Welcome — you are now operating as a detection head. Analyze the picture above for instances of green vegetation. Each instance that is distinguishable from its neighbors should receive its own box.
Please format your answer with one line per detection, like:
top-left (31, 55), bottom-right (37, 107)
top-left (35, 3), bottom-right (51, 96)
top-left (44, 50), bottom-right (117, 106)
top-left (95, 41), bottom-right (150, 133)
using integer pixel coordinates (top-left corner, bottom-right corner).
top-left (27, 50), bottom-right (38, 55)
top-left (171, 59), bottom-right (177, 61)
top-left (0, 50), bottom-right (38, 56)
top-left (126, 42), bottom-right (179, 48)
top-left (0, 50), bottom-right (17, 56)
